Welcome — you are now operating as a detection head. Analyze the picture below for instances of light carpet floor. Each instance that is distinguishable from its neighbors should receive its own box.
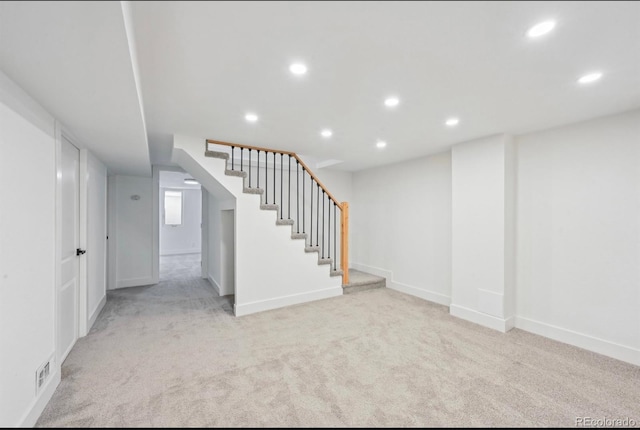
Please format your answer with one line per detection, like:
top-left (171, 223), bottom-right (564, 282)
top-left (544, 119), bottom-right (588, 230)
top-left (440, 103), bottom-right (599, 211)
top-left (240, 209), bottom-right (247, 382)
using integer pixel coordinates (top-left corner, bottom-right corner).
top-left (37, 254), bottom-right (640, 427)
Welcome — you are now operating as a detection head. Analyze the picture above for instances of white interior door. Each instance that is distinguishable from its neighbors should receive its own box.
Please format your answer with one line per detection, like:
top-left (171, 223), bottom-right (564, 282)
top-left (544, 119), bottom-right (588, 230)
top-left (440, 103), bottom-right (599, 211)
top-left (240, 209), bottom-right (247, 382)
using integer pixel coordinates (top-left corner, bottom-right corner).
top-left (58, 137), bottom-right (80, 363)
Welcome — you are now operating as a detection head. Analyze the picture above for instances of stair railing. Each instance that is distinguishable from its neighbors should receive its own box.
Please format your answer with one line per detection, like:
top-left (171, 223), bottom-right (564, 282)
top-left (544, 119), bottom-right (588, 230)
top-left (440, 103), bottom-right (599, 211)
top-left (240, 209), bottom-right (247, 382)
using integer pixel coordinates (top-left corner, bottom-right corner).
top-left (206, 139), bottom-right (349, 284)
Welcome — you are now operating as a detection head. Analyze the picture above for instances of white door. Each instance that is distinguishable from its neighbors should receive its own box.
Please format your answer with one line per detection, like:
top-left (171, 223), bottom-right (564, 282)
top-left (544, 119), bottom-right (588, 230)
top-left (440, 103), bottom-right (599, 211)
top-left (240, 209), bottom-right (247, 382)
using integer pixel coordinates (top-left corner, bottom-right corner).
top-left (58, 137), bottom-right (80, 363)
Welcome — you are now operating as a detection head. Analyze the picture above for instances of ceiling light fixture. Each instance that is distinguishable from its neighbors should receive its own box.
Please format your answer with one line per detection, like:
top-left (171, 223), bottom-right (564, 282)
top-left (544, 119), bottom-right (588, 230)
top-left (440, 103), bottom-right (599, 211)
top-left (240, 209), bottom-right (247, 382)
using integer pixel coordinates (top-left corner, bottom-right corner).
top-left (577, 72), bottom-right (602, 84)
top-left (245, 113), bottom-right (258, 122)
top-left (445, 117), bottom-right (460, 127)
top-left (376, 140), bottom-right (387, 148)
top-left (184, 178), bottom-right (199, 185)
top-left (289, 63), bottom-right (308, 75)
top-left (384, 97), bottom-right (400, 107)
top-left (321, 129), bottom-right (333, 138)
top-left (527, 20), bottom-right (556, 38)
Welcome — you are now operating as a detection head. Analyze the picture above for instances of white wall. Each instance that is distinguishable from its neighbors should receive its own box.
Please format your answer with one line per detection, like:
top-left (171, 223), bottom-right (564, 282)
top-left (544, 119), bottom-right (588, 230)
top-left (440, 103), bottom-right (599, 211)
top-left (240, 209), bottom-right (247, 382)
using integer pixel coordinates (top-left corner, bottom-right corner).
top-left (351, 151), bottom-right (452, 304)
top-left (85, 151), bottom-right (107, 327)
top-left (515, 110), bottom-right (640, 365)
top-left (160, 187), bottom-right (202, 255)
top-left (0, 72), bottom-right (59, 427)
top-left (108, 175), bottom-right (154, 289)
top-left (450, 134), bottom-right (516, 331)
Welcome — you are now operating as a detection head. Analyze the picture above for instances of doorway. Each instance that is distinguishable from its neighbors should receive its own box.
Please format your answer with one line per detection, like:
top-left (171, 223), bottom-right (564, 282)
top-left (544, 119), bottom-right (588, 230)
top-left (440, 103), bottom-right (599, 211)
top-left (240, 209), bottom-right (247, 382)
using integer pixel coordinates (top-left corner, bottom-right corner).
top-left (158, 170), bottom-right (202, 281)
top-left (58, 136), bottom-right (80, 363)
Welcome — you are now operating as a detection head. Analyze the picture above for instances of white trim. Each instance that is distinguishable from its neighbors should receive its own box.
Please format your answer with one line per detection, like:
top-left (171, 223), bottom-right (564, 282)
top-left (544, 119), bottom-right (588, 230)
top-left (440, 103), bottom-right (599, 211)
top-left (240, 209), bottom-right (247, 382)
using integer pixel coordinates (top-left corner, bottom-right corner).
top-left (515, 316), bottom-right (640, 366)
top-left (450, 304), bottom-right (514, 333)
top-left (78, 148), bottom-right (89, 337)
top-left (88, 295), bottom-right (107, 332)
top-left (160, 248), bottom-right (201, 256)
top-left (17, 369), bottom-right (61, 428)
top-left (201, 191), bottom-right (209, 279)
top-left (115, 277), bottom-right (156, 289)
top-left (207, 275), bottom-right (222, 296)
top-left (352, 262), bottom-right (451, 306)
top-left (54, 120), bottom-right (63, 380)
top-left (390, 281), bottom-right (451, 306)
top-left (107, 176), bottom-right (116, 290)
top-left (234, 287), bottom-right (343, 317)
top-left (151, 166), bottom-right (160, 285)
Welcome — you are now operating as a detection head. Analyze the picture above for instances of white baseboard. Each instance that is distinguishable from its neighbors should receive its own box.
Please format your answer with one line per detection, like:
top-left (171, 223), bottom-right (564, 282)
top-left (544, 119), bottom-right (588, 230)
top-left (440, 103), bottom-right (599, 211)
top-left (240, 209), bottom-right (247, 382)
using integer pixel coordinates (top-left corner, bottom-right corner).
top-left (207, 275), bottom-right (222, 296)
top-left (515, 316), bottom-right (640, 366)
top-left (87, 295), bottom-right (106, 331)
top-left (352, 262), bottom-right (451, 306)
top-left (450, 304), bottom-right (514, 333)
top-left (114, 276), bottom-right (156, 289)
top-left (390, 281), bottom-right (451, 306)
top-left (160, 249), bottom-right (200, 256)
top-left (18, 367), bottom-right (61, 427)
top-left (234, 286), bottom-right (343, 317)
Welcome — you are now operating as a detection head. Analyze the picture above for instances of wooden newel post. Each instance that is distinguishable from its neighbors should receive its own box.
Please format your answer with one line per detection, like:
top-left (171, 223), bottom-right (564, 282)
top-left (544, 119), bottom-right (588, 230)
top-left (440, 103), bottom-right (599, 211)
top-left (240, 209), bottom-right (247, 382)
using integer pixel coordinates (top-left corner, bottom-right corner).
top-left (340, 202), bottom-right (349, 285)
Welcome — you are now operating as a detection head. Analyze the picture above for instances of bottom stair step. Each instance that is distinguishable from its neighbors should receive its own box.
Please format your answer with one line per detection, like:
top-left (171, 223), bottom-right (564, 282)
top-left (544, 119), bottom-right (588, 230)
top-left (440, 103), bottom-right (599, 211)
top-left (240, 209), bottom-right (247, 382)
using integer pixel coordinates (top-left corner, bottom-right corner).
top-left (342, 269), bottom-right (386, 294)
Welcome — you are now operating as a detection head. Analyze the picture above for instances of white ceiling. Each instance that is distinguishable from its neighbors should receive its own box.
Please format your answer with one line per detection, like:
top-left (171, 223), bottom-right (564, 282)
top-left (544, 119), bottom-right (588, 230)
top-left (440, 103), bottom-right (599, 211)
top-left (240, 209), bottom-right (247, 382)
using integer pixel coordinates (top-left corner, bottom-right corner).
top-left (132, 1), bottom-right (640, 171)
top-left (1, 2), bottom-right (639, 174)
top-left (0, 1), bottom-right (150, 176)
top-left (159, 170), bottom-right (201, 190)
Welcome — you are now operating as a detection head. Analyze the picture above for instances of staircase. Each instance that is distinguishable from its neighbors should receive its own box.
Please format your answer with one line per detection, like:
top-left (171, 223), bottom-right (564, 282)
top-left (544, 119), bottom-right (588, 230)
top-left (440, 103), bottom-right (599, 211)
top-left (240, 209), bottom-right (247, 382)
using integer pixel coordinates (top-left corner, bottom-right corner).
top-left (171, 135), bottom-right (349, 316)
top-left (343, 269), bottom-right (386, 294)
top-left (205, 149), bottom-right (344, 278)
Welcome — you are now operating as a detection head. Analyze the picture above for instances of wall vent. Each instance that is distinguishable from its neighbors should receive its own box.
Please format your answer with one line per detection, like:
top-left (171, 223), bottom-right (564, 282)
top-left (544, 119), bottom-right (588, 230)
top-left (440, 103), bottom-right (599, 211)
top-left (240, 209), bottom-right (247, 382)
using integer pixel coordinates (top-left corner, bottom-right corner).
top-left (35, 356), bottom-right (54, 395)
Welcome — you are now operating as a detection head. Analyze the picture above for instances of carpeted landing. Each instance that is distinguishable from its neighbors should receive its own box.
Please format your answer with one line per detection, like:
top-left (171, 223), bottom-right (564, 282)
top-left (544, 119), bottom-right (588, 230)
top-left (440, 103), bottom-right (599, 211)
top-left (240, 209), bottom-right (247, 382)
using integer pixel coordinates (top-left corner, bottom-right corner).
top-left (37, 255), bottom-right (640, 427)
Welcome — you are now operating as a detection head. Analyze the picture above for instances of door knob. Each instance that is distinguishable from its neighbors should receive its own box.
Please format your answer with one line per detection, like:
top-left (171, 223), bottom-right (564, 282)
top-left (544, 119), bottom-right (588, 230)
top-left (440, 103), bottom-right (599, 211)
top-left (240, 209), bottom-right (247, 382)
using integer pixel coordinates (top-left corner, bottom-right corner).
top-left (76, 248), bottom-right (87, 256)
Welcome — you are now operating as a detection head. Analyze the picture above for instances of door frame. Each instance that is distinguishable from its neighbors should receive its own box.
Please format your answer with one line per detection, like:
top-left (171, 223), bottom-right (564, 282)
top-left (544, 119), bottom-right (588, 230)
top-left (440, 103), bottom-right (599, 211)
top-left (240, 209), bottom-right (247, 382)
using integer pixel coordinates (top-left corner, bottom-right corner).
top-left (152, 165), bottom-right (208, 282)
top-left (55, 125), bottom-right (91, 365)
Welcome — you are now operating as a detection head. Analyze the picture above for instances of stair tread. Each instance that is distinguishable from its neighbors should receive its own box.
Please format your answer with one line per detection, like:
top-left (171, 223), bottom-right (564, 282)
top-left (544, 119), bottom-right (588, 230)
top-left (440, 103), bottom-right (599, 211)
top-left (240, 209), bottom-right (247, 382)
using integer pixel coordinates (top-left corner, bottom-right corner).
top-left (205, 150), bottom-right (229, 160)
top-left (225, 169), bottom-right (247, 178)
top-left (344, 269), bottom-right (386, 287)
top-left (276, 218), bottom-right (294, 226)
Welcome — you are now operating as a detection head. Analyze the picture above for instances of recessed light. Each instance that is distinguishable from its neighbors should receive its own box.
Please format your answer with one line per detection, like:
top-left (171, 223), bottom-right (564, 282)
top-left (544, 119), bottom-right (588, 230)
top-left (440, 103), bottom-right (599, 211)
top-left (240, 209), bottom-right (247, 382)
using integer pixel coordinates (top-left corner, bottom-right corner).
top-left (384, 97), bottom-right (400, 108)
top-left (245, 113), bottom-right (258, 122)
top-left (445, 117), bottom-right (460, 127)
top-left (184, 178), bottom-right (199, 185)
top-left (376, 141), bottom-right (387, 148)
top-left (578, 72), bottom-right (602, 84)
top-left (289, 63), bottom-right (308, 75)
top-left (527, 20), bottom-right (556, 38)
top-left (321, 129), bottom-right (333, 138)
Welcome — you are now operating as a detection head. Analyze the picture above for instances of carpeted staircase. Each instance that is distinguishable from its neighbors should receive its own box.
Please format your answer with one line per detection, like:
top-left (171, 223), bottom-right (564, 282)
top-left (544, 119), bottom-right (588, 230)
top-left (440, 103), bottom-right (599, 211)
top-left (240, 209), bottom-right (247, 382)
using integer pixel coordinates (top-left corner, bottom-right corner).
top-left (342, 269), bottom-right (386, 294)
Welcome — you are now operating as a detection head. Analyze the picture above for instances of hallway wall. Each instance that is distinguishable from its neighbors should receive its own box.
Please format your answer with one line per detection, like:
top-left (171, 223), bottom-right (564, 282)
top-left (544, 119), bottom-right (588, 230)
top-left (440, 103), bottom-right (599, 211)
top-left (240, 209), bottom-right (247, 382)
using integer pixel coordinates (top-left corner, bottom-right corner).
top-left (108, 175), bottom-right (154, 289)
top-left (160, 187), bottom-right (202, 256)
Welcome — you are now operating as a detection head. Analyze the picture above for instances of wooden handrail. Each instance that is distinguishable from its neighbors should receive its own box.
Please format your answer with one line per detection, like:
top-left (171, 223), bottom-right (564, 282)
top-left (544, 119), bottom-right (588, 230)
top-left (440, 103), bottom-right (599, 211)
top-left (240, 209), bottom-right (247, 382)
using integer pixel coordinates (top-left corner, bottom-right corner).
top-left (207, 138), bottom-right (343, 209)
top-left (207, 138), bottom-right (295, 156)
top-left (341, 202), bottom-right (349, 285)
top-left (292, 155), bottom-right (342, 208)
